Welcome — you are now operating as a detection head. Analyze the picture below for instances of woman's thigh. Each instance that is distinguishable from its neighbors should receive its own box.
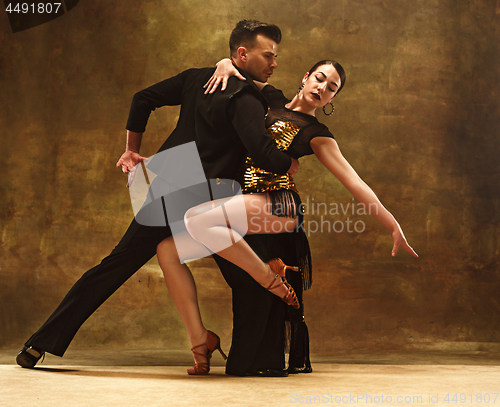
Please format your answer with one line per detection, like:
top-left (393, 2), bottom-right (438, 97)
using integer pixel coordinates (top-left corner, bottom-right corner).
top-left (185, 193), bottom-right (298, 236)
top-left (242, 193), bottom-right (297, 235)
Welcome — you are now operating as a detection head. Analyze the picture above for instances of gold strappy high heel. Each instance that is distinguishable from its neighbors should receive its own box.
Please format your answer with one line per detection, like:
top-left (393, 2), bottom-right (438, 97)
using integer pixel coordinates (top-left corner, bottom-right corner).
top-left (187, 330), bottom-right (227, 375)
top-left (266, 258), bottom-right (300, 309)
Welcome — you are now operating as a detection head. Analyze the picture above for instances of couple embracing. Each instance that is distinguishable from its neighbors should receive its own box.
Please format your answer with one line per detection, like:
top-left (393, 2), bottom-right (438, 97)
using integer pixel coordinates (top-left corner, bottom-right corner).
top-left (17, 19), bottom-right (417, 377)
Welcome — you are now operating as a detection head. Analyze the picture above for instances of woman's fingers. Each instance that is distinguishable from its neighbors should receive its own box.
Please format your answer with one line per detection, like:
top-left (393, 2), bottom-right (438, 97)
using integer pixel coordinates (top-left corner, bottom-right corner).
top-left (391, 228), bottom-right (419, 258)
top-left (392, 238), bottom-right (419, 258)
top-left (203, 75), bottom-right (217, 93)
top-left (404, 242), bottom-right (419, 258)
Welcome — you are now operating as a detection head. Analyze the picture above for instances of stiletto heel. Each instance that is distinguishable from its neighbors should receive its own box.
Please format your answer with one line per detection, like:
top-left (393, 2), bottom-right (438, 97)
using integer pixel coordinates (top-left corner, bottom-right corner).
top-left (266, 258), bottom-right (300, 309)
top-left (187, 330), bottom-right (227, 375)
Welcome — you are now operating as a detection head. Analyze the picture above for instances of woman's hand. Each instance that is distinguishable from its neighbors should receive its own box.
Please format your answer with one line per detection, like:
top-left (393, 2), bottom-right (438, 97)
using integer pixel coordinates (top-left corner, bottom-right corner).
top-left (390, 223), bottom-right (418, 258)
top-left (204, 58), bottom-right (245, 94)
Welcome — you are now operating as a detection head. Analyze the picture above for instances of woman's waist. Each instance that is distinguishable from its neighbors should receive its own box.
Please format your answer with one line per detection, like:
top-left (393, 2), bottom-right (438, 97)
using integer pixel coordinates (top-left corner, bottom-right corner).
top-left (241, 158), bottom-right (298, 194)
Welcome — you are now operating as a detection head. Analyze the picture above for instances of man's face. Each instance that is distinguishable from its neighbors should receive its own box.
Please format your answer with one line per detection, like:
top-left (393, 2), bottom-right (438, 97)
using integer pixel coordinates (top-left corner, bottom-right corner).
top-left (241, 34), bottom-right (278, 82)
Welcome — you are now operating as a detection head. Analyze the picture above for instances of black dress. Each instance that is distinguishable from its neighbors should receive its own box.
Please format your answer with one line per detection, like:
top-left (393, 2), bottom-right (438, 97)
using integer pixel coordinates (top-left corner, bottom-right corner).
top-left (238, 84), bottom-right (336, 373)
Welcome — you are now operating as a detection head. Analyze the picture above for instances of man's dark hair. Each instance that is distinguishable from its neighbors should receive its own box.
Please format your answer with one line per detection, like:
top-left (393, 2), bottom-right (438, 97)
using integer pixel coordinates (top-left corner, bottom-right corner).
top-left (229, 20), bottom-right (282, 57)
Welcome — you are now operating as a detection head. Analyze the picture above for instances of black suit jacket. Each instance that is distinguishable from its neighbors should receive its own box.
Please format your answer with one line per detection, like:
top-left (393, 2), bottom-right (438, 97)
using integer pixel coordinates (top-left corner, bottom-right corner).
top-left (127, 67), bottom-right (291, 180)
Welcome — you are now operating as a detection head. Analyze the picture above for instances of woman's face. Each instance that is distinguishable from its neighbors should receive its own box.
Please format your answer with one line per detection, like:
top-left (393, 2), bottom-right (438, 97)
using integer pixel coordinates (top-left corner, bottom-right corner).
top-left (301, 64), bottom-right (341, 109)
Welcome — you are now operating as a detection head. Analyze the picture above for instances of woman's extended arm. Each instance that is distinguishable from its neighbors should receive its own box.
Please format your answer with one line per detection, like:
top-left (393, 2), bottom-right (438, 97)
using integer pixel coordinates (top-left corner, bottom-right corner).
top-left (310, 136), bottom-right (418, 258)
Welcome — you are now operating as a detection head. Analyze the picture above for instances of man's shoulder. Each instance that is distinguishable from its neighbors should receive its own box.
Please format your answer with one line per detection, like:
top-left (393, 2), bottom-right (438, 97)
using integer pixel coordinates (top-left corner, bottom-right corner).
top-left (177, 66), bottom-right (215, 81)
top-left (223, 77), bottom-right (266, 108)
top-left (180, 67), bottom-right (257, 98)
top-left (225, 75), bottom-right (254, 93)
top-left (186, 66), bottom-right (216, 75)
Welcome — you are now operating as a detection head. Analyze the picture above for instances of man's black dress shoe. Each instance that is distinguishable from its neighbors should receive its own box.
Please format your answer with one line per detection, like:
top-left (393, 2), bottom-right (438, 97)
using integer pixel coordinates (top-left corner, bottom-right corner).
top-left (246, 368), bottom-right (289, 377)
top-left (288, 366), bottom-right (313, 374)
top-left (16, 346), bottom-right (45, 368)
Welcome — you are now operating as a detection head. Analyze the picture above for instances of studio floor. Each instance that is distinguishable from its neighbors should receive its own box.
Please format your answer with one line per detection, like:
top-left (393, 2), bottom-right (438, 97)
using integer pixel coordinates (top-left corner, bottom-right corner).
top-left (2, 348), bottom-right (500, 407)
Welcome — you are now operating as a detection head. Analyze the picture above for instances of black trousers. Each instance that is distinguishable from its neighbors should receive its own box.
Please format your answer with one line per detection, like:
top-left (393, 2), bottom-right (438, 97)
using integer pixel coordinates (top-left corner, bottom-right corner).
top-left (24, 218), bottom-right (285, 374)
top-left (213, 255), bottom-right (285, 375)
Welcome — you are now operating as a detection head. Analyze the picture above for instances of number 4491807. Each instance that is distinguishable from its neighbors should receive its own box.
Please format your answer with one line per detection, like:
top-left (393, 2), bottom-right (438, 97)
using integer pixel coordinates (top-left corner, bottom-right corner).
top-left (443, 393), bottom-right (499, 404)
top-left (6, 3), bottom-right (62, 14)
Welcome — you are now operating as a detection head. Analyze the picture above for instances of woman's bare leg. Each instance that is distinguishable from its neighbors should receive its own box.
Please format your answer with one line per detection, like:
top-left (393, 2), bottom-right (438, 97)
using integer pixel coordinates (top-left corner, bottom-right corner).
top-left (184, 193), bottom-right (298, 299)
top-left (156, 232), bottom-right (212, 368)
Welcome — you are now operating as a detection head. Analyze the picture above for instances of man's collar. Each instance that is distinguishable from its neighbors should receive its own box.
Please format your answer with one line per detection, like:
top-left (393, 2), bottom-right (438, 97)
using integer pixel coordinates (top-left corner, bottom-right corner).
top-left (233, 64), bottom-right (250, 79)
top-left (232, 64), bottom-right (261, 91)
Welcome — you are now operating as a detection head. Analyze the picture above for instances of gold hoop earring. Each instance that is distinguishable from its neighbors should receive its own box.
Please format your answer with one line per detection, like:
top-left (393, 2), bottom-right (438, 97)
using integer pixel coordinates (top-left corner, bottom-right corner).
top-left (323, 102), bottom-right (334, 116)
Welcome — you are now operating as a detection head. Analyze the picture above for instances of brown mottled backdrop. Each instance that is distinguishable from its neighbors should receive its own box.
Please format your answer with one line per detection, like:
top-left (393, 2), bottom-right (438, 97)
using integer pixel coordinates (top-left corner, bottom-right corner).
top-left (1, 0), bottom-right (499, 356)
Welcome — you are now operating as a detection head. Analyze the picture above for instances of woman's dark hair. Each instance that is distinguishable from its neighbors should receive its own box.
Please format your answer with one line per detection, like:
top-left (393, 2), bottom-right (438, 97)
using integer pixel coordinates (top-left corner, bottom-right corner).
top-left (308, 60), bottom-right (346, 94)
top-left (229, 20), bottom-right (282, 57)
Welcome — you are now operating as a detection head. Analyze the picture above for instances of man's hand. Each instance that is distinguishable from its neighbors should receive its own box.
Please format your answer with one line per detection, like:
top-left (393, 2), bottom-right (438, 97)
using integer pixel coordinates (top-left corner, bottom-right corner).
top-left (204, 58), bottom-right (245, 94)
top-left (116, 150), bottom-right (147, 187)
top-left (116, 150), bottom-right (147, 174)
top-left (287, 158), bottom-right (300, 176)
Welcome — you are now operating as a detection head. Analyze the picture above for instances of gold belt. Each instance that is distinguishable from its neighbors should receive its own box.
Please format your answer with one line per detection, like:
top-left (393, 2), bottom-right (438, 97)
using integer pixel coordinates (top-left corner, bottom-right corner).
top-left (242, 157), bottom-right (298, 194)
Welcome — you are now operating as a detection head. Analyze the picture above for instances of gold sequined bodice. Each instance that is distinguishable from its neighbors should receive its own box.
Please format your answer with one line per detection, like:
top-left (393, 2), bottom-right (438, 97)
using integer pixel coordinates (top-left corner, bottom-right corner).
top-left (243, 120), bottom-right (299, 193)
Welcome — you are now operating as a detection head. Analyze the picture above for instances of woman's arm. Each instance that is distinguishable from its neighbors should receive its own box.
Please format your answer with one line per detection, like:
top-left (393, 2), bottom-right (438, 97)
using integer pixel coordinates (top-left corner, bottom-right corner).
top-left (204, 58), bottom-right (266, 93)
top-left (310, 136), bottom-right (418, 258)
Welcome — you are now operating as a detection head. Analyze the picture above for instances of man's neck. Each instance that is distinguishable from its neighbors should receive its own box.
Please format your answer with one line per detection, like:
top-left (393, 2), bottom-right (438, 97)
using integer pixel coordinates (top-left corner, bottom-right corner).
top-left (231, 59), bottom-right (251, 80)
top-left (231, 57), bottom-right (241, 69)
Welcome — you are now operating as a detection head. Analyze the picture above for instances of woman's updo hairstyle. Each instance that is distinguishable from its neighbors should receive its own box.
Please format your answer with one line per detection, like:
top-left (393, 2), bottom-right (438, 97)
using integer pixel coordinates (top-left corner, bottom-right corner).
top-left (307, 60), bottom-right (346, 94)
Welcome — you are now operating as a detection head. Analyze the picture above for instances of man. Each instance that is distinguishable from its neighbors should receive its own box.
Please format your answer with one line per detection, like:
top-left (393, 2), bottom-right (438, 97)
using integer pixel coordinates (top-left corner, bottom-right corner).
top-left (17, 20), bottom-right (297, 376)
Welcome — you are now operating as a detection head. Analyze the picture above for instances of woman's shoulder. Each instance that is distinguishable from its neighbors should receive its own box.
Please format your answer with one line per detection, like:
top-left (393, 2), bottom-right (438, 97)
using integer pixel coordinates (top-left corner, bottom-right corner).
top-left (292, 114), bottom-right (334, 144)
top-left (305, 120), bottom-right (334, 138)
top-left (262, 84), bottom-right (288, 105)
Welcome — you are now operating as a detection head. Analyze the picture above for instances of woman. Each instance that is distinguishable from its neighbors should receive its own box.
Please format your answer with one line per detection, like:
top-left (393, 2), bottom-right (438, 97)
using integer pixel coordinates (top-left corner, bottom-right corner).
top-left (156, 59), bottom-right (418, 375)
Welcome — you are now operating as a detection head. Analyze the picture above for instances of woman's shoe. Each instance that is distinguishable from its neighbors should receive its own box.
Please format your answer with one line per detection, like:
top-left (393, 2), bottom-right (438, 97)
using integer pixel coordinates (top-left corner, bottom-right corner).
top-left (266, 258), bottom-right (300, 309)
top-left (187, 330), bottom-right (227, 375)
